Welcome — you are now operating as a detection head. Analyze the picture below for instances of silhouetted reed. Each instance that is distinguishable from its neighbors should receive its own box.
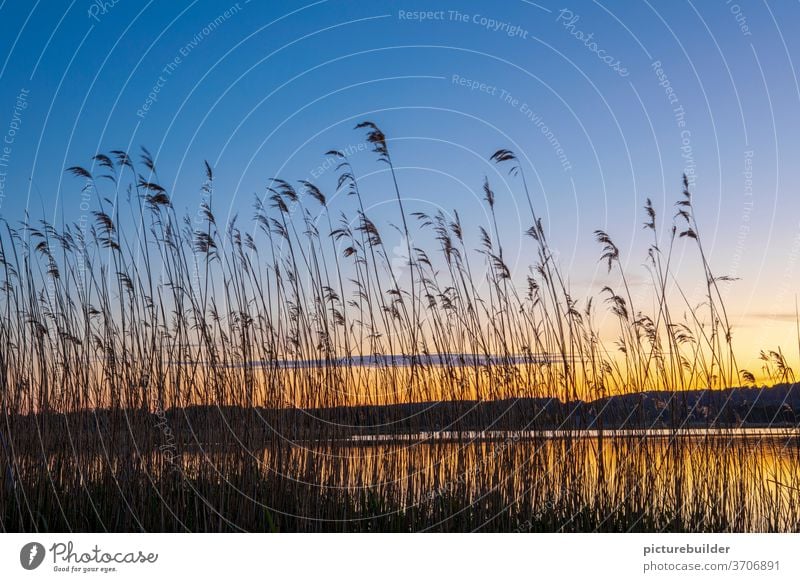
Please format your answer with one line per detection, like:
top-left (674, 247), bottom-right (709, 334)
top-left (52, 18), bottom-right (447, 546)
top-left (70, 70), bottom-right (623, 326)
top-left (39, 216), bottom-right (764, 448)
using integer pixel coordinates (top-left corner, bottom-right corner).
top-left (1, 122), bottom-right (798, 532)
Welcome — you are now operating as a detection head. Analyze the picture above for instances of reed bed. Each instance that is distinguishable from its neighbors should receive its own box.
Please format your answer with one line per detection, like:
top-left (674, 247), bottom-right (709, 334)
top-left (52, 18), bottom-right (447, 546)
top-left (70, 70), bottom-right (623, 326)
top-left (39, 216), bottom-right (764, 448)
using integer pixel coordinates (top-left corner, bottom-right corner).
top-left (1, 122), bottom-right (798, 532)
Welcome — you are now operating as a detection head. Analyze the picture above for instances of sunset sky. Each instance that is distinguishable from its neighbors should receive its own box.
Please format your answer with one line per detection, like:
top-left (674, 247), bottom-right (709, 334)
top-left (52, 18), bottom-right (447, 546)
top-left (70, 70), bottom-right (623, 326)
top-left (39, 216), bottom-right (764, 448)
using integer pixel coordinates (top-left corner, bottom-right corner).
top-left (1, 0), bottom-right (799, 378)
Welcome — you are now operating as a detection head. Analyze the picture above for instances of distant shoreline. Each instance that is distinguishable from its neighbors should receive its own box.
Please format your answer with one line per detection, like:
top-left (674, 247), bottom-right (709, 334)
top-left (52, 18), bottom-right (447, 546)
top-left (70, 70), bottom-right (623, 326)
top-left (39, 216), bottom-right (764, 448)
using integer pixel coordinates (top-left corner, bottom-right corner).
top-left (6, 383), bottom-right (800, 451)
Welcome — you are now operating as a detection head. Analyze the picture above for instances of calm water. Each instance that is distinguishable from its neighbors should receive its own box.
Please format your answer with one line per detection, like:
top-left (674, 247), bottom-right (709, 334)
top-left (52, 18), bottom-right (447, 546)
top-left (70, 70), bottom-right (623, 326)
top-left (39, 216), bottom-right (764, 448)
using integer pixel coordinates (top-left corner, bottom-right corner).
top-left (346, 427), bottom-right (800, 442)
top-left (170, 429), bottom-right (800, 531)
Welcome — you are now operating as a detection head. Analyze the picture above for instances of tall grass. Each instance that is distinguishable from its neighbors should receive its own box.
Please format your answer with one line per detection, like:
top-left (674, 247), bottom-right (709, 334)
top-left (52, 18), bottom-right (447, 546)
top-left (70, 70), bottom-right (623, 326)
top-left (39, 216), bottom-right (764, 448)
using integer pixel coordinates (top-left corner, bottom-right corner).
top-left (0, 122), bottom-right (798, 532)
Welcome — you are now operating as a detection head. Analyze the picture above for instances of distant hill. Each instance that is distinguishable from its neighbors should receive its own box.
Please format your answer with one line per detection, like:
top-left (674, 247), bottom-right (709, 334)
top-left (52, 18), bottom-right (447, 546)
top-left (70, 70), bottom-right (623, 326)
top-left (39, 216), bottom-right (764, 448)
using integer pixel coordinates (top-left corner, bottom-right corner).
top-left (271, 382), bottom-right (800, 434)
top-left (8, 384), bottom-right (800, 449)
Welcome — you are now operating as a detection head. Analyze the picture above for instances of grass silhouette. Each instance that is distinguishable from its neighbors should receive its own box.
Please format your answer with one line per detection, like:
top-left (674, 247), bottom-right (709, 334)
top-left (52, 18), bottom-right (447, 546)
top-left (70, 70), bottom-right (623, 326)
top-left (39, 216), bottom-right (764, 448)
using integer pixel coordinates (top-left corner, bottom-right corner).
top-left (1, 122), bottom-right (798, 532)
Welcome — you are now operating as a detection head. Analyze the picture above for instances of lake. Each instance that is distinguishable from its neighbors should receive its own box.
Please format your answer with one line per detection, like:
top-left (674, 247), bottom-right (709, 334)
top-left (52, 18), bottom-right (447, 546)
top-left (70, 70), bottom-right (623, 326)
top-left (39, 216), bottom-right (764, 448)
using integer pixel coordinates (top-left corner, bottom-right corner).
top-left (165, 429), bottom-right (800, 531)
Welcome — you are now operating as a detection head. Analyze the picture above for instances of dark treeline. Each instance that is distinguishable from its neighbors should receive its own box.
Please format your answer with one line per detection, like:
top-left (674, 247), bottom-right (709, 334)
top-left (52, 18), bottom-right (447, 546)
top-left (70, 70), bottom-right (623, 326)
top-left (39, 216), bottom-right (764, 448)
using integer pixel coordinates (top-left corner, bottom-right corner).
top-left (6, 382), bottom-right (799, 454)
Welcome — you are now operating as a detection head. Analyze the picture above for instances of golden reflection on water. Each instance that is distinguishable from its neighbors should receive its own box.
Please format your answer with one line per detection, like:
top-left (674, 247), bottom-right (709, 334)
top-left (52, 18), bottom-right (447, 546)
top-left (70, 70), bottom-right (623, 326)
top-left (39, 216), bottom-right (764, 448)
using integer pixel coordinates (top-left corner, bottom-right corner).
top-left (165, 433), bottom-right (800, 531)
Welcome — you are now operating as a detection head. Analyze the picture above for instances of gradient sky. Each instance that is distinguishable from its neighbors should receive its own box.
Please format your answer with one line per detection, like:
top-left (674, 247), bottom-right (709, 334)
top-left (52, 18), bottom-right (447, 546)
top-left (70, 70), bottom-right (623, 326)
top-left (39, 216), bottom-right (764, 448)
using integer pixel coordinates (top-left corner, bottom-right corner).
top-left (0, 0), bottom-right (799, 375)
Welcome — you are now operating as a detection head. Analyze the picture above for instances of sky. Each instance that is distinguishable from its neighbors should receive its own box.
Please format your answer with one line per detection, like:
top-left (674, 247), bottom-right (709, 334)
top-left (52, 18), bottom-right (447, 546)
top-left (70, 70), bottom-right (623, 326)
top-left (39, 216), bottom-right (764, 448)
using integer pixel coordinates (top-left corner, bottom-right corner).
top-left (0, 0), bottom-right (799, 375)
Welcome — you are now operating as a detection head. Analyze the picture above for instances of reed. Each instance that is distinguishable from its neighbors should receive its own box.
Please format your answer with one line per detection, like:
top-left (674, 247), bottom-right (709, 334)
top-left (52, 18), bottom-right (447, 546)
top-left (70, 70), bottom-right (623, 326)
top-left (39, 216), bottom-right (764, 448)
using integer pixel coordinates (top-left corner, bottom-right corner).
top-left (0, 122), bottom-right (798, 532)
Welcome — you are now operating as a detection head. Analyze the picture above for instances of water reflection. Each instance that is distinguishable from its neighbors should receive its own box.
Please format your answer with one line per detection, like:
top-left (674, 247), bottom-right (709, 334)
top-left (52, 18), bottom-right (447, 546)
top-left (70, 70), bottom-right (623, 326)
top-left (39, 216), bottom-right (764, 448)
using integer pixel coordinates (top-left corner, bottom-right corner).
top-left (170, 431), bottom-right (800, 531)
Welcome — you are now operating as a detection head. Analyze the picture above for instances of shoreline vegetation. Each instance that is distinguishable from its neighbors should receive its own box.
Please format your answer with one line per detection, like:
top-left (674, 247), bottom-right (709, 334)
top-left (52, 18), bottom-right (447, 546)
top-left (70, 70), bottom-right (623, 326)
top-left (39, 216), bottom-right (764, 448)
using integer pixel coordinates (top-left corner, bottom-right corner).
top-left (2, 122), bottom-right (799, 532)
top-left (7, 381), bottom-right (800, 448)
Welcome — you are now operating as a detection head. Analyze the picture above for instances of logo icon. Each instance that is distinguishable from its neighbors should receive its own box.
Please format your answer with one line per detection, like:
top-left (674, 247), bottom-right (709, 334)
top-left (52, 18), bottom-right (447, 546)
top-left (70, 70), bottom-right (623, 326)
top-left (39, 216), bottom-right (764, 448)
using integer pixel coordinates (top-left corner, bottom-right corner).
top-left (20, 542), bottom-right (46, 570)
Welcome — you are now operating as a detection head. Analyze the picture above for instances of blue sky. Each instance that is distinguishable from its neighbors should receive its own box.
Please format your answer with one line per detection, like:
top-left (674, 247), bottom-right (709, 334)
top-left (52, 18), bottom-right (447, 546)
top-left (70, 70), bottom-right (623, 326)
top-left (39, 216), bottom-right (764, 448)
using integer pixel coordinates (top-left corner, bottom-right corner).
top-left (0, 0), bottom-right (799, 363)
